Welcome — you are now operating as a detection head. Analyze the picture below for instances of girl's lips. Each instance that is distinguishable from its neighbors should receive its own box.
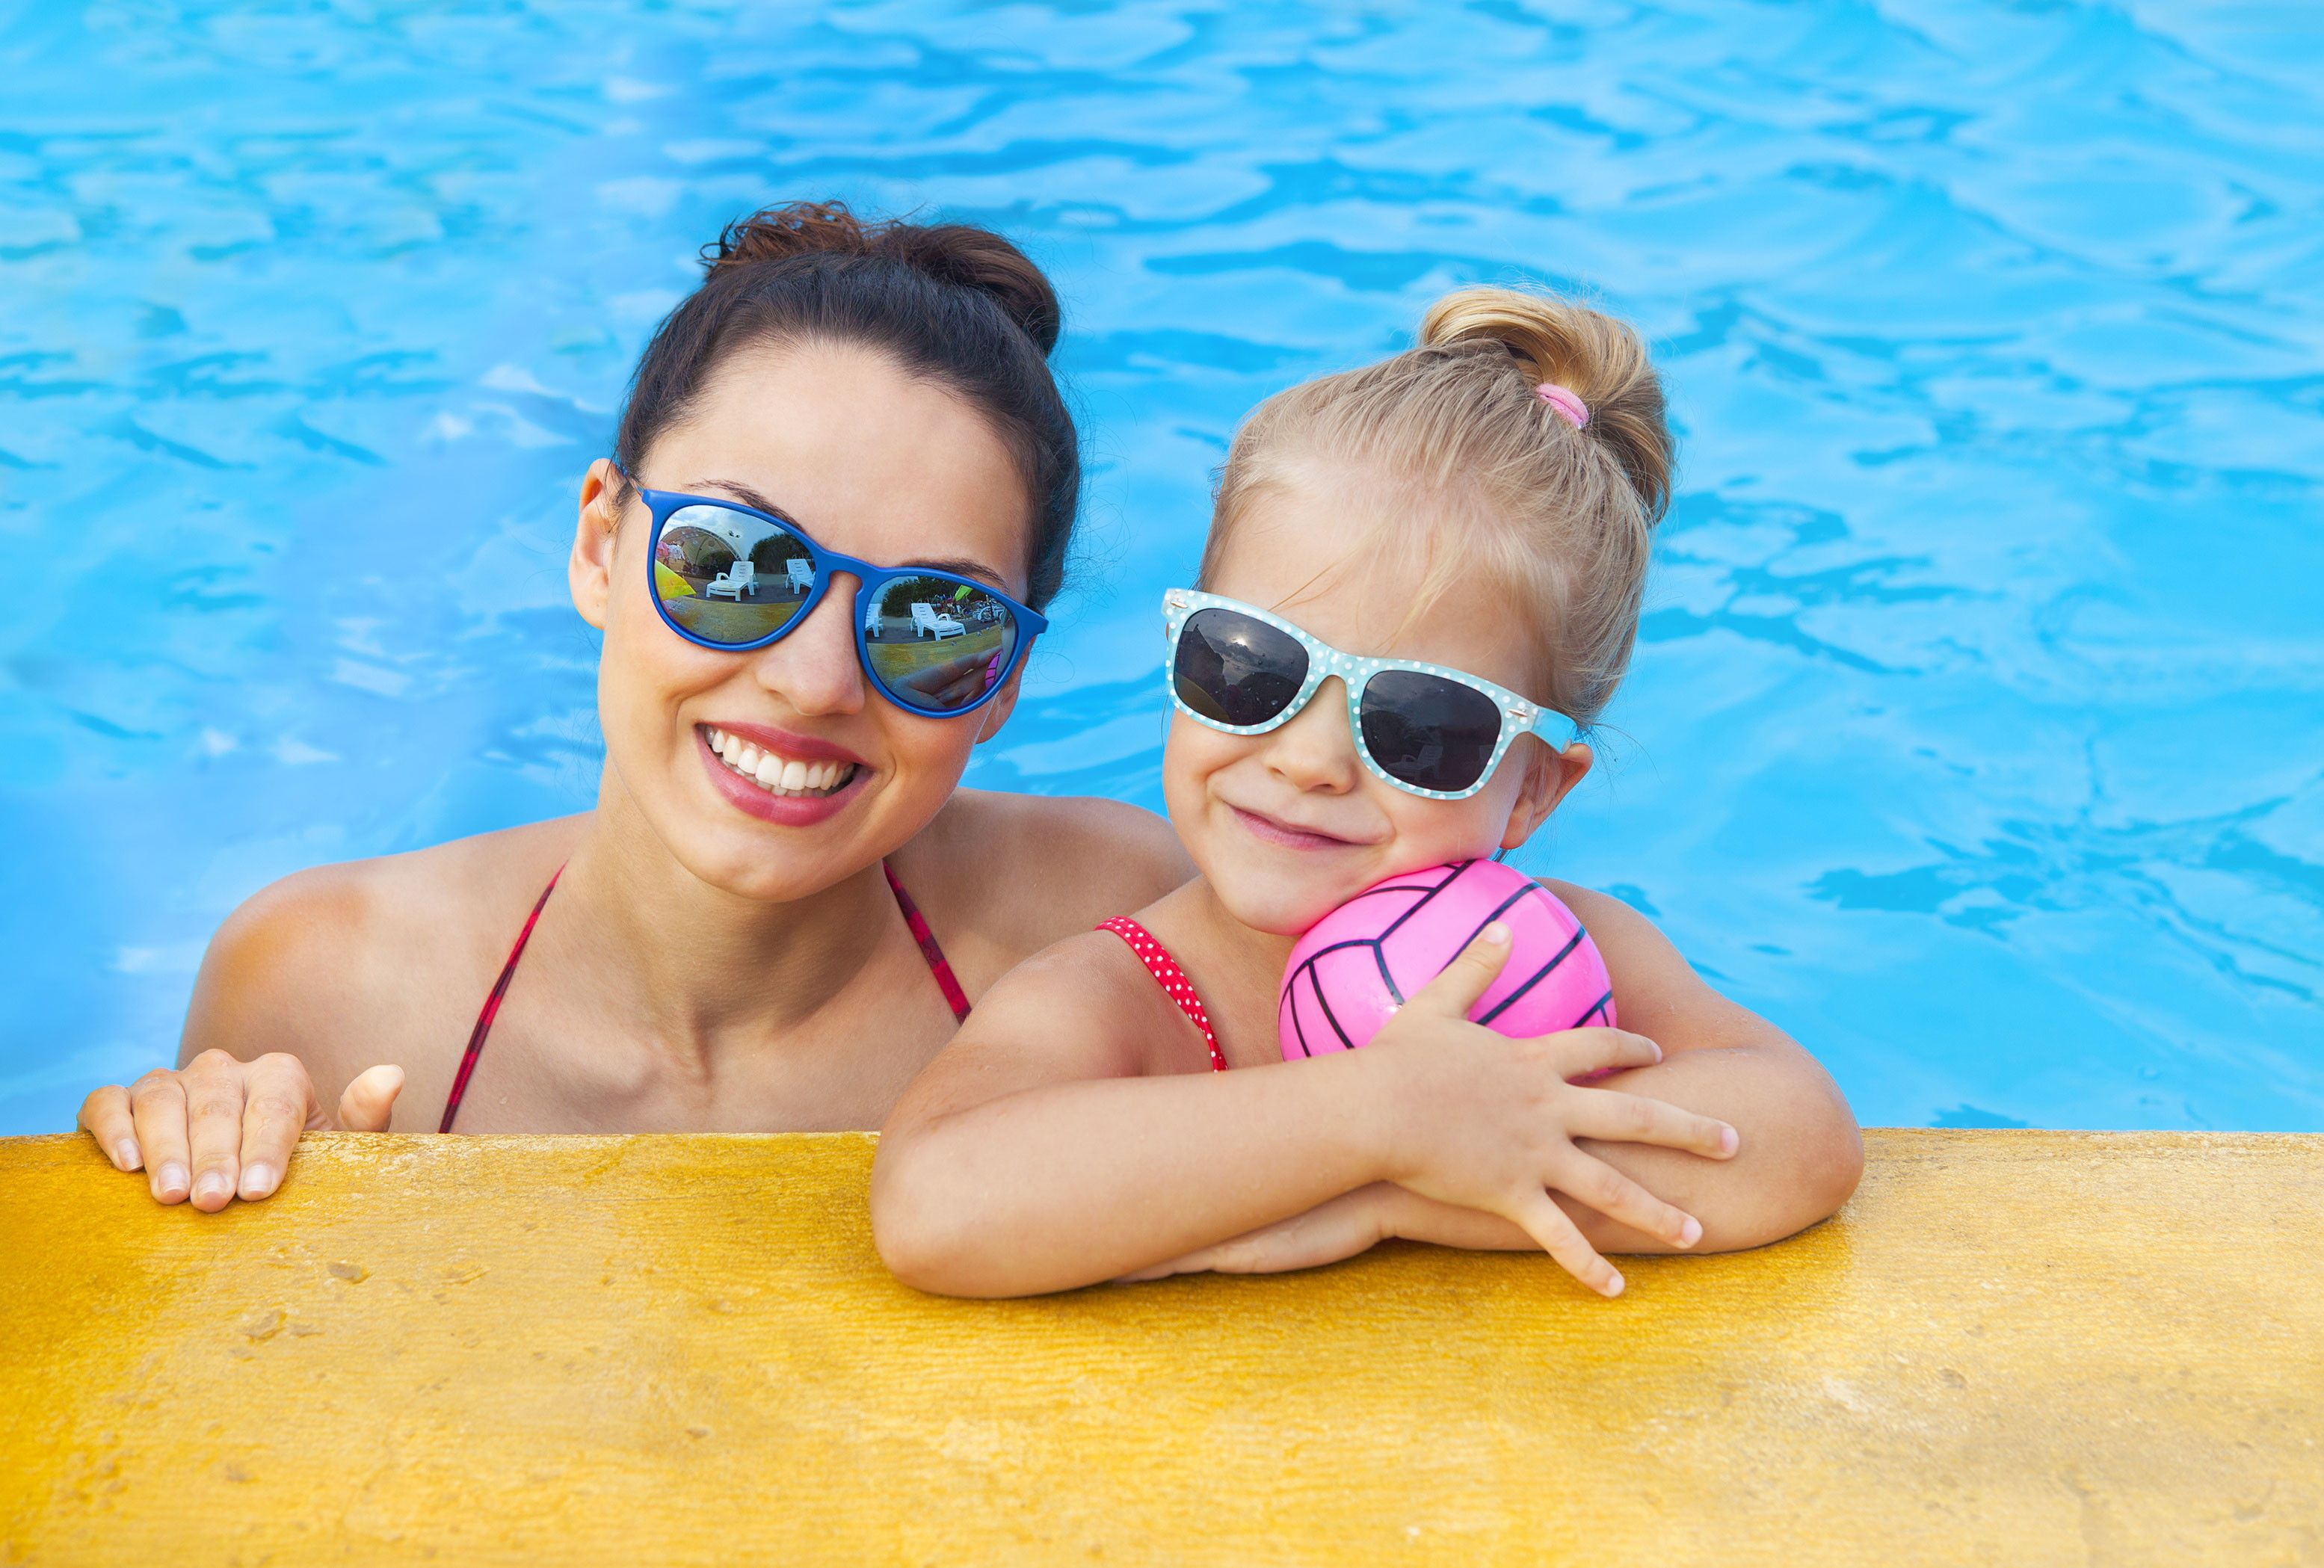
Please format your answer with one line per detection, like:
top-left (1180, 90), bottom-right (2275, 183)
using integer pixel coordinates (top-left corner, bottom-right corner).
top-left (697, 727), bottom-right (868, 827)
top-left (1229, 803), bottom-right (1363, 851)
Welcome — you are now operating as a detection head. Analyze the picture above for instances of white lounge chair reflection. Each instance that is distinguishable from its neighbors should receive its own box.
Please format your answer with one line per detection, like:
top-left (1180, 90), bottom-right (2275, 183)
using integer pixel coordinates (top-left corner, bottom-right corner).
top-left (786, 558), bottom-right (814, 595)
top-left (911, 602), bottom-right (966, 639)
top-left (706, 562), bottom-right (756, 600)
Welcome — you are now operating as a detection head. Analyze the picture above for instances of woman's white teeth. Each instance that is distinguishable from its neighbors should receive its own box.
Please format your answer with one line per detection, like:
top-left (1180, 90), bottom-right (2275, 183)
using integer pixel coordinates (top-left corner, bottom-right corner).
top-left (702, 727), bottom-right (855, 797)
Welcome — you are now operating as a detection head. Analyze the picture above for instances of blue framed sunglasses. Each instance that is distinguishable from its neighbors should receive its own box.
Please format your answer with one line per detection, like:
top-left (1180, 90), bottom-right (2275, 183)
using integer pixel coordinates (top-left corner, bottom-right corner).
top-left (1163, 589), bottom-right (1582, 800)
top-left (624, 469), bottom-right (1047, 719)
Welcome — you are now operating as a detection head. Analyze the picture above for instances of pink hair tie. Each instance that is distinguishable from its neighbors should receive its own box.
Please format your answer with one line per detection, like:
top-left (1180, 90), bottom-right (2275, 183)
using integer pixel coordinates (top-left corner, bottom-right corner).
top-left (1535, 383), bottom-right (1589, 429)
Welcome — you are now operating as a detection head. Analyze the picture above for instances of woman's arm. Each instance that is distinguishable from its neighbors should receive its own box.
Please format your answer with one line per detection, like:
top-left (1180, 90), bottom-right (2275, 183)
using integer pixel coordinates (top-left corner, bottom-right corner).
top-left (872, 925), bottom-right (1736, 1299)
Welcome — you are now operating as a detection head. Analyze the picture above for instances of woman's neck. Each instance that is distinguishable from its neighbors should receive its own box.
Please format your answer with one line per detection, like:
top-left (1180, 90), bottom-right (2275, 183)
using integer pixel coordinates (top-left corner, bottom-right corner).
top-left (542, 768), bottom-right (904, 1060)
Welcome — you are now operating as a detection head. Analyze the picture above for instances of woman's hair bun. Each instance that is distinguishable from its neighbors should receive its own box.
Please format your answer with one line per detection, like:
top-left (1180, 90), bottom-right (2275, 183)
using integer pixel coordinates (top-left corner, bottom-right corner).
top-left (1419, 286), bottom-right (1672, 525)
top-left (704, 200), bottom-right (1061, 356)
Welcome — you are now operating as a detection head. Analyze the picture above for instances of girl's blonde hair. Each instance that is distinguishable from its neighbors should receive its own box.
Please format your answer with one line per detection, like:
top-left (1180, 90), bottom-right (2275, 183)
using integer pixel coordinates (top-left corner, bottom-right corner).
top-left (1200, 286), bottom-right (1672, 727)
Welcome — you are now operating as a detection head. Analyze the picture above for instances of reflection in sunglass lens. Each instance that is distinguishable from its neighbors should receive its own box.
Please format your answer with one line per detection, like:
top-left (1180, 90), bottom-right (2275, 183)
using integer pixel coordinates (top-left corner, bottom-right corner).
top-left (863, 575), bottom-right (1020, 714)
top-left (1175, 608), bottom-right (1309, 727)
top-left (1360, 669), bottom-right (1505, 793)
top-left (652, 504), bottom-right (815, 646)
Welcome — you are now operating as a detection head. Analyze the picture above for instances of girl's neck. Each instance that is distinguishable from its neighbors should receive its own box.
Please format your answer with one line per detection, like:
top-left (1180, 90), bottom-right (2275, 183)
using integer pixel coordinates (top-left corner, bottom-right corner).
top-left (1155, 877), bottom-right (1301, 1068)
top-left (543, 765), bottom-right (901, 1056)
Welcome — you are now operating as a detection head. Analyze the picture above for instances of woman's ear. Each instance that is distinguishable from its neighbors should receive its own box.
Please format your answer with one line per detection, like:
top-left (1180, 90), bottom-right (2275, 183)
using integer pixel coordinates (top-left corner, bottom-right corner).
top-left (570, 460), bottom-right (624, 630)
top-left (1499, 740), bottom-right (1592, 853)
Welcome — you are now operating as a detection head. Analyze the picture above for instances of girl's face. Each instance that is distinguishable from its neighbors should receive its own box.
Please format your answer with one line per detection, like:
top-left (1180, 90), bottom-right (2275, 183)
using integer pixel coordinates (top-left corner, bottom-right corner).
top-left (1165, 468), bottom-right (1592, 935)
top-left (570, 340), bottom-right (1034, 901)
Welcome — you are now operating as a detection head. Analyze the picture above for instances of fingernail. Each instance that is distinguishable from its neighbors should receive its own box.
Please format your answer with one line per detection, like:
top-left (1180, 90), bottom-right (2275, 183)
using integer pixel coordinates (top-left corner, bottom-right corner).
top-left (113, 1140), bottom-right (141, 1172)
top-left (1603, 1271), bottom-right (1625, 1298)
top-left (1677, 1216), bottom-right (1703, 1248)
top-left (238, 1164), bottom-right (276, 1200)
top-left (1719, 1126), bottom-right (1739, 1156)
top-left (156, 1163), bottom-right (188, 1199)
top-left (1480, 922), bottom-right (1509, 947)
top-left (194, 1171), bottom-right (232, 1204)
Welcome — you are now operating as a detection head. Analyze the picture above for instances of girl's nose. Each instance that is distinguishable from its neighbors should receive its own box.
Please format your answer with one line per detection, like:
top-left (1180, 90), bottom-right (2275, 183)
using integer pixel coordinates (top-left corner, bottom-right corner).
top-left (1259, 677), bottom-right (1362, 794)
top-left (749, 575), bottom-right (867, 717)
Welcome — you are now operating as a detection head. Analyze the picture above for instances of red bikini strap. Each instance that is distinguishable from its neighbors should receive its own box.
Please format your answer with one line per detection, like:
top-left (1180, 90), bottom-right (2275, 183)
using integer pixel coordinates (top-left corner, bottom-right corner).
top-left (1097, 917), bottom-right (1228, 1072)
top-left (885, 862), bottom-right (972, 1023)
top-left (440, 864), bottom-right (563, 1134)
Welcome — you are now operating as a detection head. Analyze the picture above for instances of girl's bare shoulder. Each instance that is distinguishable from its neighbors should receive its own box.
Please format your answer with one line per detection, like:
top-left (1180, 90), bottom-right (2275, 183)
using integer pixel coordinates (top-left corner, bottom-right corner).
top-left (886, 922), bottom-right (1200, 1129)
top-left (181, 817), bottom-right (588, 1091)
top-left (889, 789), bottom-right (1194, 990)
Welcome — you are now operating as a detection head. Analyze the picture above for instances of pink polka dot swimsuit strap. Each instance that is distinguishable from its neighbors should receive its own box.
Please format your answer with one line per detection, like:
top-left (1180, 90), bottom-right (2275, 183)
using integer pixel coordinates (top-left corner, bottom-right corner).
top-left (1097, 916), bottom-right (1228, 1072)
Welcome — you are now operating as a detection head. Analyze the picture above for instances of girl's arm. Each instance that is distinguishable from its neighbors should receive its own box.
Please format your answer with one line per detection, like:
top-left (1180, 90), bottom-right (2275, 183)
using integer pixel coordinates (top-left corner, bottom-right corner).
top-left (871, 925), bottom-right (1738, 1299)
top-left (1129, 888), bottom-right (1864, 1280)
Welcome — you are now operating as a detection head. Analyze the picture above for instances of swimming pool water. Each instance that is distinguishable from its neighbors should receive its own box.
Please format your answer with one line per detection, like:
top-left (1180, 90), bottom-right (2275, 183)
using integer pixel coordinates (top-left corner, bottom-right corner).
top-left (3, 1), bottom-right (2319, 1133)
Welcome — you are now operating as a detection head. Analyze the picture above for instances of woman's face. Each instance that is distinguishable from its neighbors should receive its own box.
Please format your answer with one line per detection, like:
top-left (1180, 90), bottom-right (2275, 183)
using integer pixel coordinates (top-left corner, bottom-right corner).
top-left (1164, 467), bottom-right (1591, 936)
top-left (571, 339), bottom-right (1035, 901)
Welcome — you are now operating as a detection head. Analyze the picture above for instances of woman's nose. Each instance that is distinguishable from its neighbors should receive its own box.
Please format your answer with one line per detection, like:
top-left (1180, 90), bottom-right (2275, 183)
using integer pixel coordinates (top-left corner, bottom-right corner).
top-left (1259, 677), bottom-right (1362, 793)
top-left (749, 576), bottom-right (867, 716)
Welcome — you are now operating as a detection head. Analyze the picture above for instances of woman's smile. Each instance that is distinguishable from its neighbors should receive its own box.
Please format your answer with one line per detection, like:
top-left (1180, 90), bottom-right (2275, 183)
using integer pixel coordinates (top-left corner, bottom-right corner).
top-left (697, 722), bottom-right (870, 826)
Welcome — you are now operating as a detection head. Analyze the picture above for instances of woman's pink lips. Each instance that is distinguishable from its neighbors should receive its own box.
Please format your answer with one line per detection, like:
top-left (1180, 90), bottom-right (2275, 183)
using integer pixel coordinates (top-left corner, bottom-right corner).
top-left (704, 719), bottom-right (866, 766)
top-left (697, 727), bottom-right (866, 827)
top-left (1229, 803), bottom-right (1363, 851)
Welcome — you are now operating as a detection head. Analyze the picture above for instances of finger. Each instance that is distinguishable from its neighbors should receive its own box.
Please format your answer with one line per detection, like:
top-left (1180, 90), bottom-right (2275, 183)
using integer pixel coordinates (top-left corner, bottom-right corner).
top-left (332, 1064), bottom-right (405, 1132)
top-left (233, 1055), bottom-right (319, 1202)
top-left (1566, 1088), bottom-right (1739, 1160)
top-left (78, 1085), bottom-right (143, 1173)
top-left (129, 1072), bottom-right (193, 1204)
top-left (1407, 922), bottom-right (1517, 1021)
top-left (1549, 1150), bottom-right (1705, 1250)
top-left (1506, 1190), bottom-right (1626, 1298)
top-left (180, 1049), bottom-right (248, 1212)
top-left (1550, 1028), bottom-right (1663, 1079)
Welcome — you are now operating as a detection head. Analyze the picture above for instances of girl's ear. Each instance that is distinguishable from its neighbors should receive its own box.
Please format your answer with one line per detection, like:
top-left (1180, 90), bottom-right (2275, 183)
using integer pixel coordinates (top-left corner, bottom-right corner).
top-left (1499, 740), bottom-right (1592, 853)
top-left (570, 460), bottom-right (624, 630)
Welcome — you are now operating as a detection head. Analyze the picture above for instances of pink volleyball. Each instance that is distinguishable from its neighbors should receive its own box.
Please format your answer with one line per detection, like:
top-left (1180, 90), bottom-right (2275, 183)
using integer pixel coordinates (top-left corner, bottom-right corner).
top-left (1277, 859), bottom-right (1615, 1060)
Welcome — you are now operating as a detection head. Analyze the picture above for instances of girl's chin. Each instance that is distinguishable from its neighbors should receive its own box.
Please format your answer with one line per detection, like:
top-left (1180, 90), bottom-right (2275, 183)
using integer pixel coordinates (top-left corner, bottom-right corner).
top-left (1208, 878), bottom-right (1345, 939)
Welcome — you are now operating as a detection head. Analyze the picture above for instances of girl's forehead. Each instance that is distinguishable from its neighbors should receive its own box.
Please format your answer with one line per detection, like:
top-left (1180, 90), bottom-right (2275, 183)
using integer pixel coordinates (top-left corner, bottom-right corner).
top-left (1206, 480), bottom-right (1536, 688)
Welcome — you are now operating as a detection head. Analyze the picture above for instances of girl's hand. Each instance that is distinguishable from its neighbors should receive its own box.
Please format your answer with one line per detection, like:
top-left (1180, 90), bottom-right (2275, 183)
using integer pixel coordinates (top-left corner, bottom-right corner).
top-left (1363, 922), bottom-right (1742, 1297)
top-left (77, 1053), bottom-right (404, 1212)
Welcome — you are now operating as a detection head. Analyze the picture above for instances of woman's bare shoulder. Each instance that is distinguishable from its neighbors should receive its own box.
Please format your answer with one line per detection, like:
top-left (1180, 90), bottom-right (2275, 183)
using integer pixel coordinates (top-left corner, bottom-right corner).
top-left (180, 817), bottom-right (588, 1090)
top-left (891, 790), bottom-right (1193, 986)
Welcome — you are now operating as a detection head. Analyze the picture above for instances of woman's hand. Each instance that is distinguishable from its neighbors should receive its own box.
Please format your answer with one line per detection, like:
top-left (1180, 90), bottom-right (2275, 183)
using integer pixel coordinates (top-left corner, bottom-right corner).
top-left (1362, 922), bottom-right (1742, 1297)
top-left (77, 1053), bottom-right (404, 1212)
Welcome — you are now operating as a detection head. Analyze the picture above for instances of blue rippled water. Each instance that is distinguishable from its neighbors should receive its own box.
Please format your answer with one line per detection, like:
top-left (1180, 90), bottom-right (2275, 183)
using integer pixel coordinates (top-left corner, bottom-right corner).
top-left (2, 2), bottom-right (2319, 1133)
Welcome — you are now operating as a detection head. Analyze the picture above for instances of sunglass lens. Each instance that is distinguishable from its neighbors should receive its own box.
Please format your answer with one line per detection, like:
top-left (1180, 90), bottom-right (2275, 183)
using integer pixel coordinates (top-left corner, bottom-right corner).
top-left (1174, 608), bottom-right (1309, 728)
top-left (1359, 670), bottom-right (1504, 793)
top-left (653, 505), bottom-right (815, 646)
top-left (863, 575), bottom-right (1020, 713)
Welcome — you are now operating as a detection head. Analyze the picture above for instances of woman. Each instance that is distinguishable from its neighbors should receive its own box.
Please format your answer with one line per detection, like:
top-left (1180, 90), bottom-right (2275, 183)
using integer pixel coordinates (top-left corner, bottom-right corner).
top-left (77, 202), bottom-right (1190, 1209)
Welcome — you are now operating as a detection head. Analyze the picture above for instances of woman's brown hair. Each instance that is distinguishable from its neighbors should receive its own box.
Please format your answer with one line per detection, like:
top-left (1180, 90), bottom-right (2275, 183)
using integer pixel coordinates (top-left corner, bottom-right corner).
top-left (615, 200), bottom-right (1080, 607)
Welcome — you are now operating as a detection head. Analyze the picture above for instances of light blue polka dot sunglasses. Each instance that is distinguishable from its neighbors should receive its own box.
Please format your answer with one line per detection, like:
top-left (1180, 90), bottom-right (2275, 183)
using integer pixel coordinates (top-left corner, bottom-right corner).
top-left (1162, 589), bottom-right (1583, 800)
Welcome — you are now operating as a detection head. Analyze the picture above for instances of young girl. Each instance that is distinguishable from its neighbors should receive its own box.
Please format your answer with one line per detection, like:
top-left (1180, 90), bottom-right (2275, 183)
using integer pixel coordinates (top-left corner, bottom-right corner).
top-left (872, 288), bottom-right (1863, 1299)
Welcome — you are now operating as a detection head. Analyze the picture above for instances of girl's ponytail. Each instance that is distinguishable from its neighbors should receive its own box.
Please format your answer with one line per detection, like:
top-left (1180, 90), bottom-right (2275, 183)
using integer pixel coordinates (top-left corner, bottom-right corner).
top-left (1418, 288), bottom-right (1672, 526)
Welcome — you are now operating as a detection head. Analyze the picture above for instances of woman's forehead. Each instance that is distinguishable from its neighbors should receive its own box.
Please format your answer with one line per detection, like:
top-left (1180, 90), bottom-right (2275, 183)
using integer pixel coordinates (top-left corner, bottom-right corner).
top-left (661, 342), bottom-right (1033, 585)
